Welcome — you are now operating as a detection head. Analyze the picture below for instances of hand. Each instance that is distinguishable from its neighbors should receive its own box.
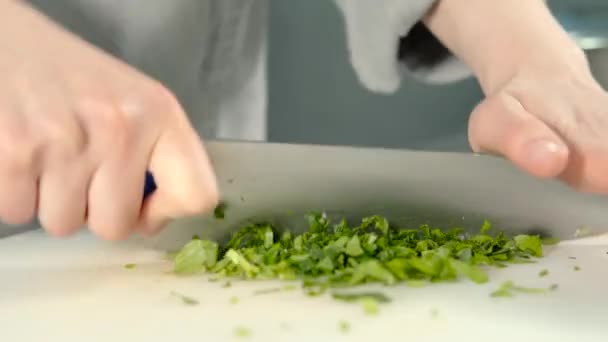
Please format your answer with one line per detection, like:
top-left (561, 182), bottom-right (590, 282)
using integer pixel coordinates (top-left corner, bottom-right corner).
top-left (0, 2), bottom-right (218, 239)
top-left (423, 0), bottom-right (608, 193)
top-left (468, 59), bottom-right (608, 193)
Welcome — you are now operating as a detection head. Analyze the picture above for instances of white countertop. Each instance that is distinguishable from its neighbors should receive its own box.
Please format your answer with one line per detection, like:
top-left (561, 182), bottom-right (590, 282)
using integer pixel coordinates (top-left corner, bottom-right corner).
top-left (1, 229), bottom-right (607, 342)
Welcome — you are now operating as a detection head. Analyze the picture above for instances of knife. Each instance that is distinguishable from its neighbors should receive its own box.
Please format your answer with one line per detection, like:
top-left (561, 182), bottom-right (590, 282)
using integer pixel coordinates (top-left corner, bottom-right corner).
top-left (142, 140), bottom-right (608, 250)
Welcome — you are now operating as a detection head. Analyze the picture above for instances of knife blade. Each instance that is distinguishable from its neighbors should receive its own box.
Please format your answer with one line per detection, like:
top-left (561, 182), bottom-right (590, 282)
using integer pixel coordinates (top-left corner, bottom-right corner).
top-left (143, 140), bottom-right (608, 250)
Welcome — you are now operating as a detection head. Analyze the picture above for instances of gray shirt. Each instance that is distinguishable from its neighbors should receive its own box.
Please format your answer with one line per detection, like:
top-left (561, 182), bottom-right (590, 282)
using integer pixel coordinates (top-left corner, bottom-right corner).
top-left (25, 0), bottom-right (470, 142)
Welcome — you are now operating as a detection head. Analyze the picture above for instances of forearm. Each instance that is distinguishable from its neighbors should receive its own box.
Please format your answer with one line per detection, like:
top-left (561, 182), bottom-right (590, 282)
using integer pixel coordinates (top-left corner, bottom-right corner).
top-left (423, 0), bottom-right (587, 94)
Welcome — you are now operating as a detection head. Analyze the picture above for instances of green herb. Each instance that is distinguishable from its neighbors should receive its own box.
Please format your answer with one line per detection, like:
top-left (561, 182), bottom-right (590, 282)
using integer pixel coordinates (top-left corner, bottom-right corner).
top-left (449, 259), bottom-right (488, 284)
top-left (574, 265), bottom-right (581, 271)
top-left (253, 284), bottom-right (298, 296)
top-left (541, 237), bottom-right (560, 246)
top-left (214, 202), bottom-right (227, 219)
top-left (538, 269), bottom-right (549, 277)
top-left (568, 256), bottom-right (576, 260)
top-left (170, 291), bottom-right (199, 306)
top-left (173, 240), bottom-right (218, 274)
top-left (332, 292), bottom-right (391, 303)
top-left (339, 320), bottom-right (350, 333)
top-left (171, 214), bottom-right (547, 297)
top-left (514, 235), bottom-right (543, 257)
top-left (234, 326), bottom-right (251, 338)
top-left (230, 296), bottom-right (239, 305)
top-left (490, 281), bottom-right (558, 297)
top-left (123, 263), bottom-right (136, 270)
top-left (361, 297), bottom-right (379, 316)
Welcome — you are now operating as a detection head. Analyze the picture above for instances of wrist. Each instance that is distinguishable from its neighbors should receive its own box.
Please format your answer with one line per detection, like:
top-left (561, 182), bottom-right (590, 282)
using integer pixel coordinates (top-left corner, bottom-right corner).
top-left (423, 0), bottom-right (588, 94)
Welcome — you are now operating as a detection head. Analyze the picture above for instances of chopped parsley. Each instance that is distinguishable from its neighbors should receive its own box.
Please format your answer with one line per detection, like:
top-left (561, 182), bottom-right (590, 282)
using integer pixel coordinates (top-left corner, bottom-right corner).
top-left (234, 326), bottom-right (251, 338)
top-left (173, 240), bottom-right (218, 274)
top-left (170, 291), bottom-right (199, 306)
top-left (123, 263), bottom-right (136, 270)
top-left (574, 265), bottom-right (581, 271)
top-left (213, 202), bottom-right (227, 219)
top-left (541, 237), bottom-right (560, 246)
top-left (490, 281), bottom-right (558, 297)
top-left (339, 320), bottom-right (350, 333)
top-left (538, 269), bottom-right (549, 277)
top-left (331, 292), bottom-right (391, 303)
top-left (361, 297), bottom-right (379, 315)
top-left (171, 214), bottom-right (549, 303)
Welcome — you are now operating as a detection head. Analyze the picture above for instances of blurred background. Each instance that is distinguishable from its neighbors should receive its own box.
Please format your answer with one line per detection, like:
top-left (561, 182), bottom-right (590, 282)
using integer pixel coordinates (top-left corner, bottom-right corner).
top-left (1, 0), bottom-right (608, 237)
top-left (267, 0), bottom-right (608, 151)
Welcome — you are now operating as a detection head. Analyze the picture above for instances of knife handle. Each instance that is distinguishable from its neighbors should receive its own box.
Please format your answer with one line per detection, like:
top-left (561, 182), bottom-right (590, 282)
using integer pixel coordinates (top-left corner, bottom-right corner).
top-left (143, 171), bottom-right (157, 200)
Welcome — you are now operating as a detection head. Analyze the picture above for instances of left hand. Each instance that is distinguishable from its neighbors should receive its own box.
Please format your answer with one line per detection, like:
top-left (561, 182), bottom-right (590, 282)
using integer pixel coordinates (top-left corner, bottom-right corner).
top-left (468, 58), bottom-right (608, 193)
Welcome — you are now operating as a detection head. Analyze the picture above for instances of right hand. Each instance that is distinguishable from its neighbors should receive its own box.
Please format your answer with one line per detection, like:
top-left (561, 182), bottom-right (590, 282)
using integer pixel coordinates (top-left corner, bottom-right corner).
top-left (0, 2), bottom-right (219, 240)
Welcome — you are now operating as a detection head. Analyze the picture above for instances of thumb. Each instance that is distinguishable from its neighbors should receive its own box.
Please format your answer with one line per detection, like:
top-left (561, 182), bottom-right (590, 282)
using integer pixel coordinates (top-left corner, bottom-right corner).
top-left (468, 94), bottom-right (570, 179)
top-left (137, 122), bottom-right (219, 235)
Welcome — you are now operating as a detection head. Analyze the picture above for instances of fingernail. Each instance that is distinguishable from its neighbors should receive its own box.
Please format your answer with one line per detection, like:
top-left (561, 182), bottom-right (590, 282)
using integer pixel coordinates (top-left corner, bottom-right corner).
top-left (524, 138), bottom-right (568, 175)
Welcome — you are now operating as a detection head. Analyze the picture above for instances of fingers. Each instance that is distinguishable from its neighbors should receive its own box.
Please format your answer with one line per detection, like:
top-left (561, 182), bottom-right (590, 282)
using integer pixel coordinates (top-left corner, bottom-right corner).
top-left (559, 134), bottom-right (608, 194)
top-left (137, 121), bottom-right (218, 236)
top-left (37, 163), bottom-right (89, 237)
top-left (87, 158), bottom-right (147, 241)
top-left (468, 93), bottom-right (570, 179)
top-left (84, 105), bottom-right (151, 241)
top-left (0, 169), bottom-right (37, 225)
top-left (0, 117), bottom-right (39, 226)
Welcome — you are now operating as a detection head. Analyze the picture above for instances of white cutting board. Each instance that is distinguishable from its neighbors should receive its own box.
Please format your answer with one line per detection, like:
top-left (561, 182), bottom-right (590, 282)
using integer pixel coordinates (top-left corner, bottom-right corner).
top-left (0, 229), bottom-right (607, 342)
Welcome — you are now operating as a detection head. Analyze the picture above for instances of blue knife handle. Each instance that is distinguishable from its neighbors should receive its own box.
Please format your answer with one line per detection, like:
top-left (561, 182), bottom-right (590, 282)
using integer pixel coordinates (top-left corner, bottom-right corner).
top-left (143, 171), bottom-right (157, 200)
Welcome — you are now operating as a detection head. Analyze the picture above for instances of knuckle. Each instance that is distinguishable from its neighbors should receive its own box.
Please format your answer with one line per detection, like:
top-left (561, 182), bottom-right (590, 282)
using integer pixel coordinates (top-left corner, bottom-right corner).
top-left (142, 82), bottom-right (184, 118)
top-left (78, 97), bottom-right (137, 147)
top-left (42, 117), bottom-right (87, 158)
top-left (0, 127), bottom-right (40, 171)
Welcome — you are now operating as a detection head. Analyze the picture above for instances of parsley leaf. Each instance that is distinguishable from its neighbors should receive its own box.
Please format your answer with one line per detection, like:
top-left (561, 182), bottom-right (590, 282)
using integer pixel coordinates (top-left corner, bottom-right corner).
top-left (361, 297), bottom-right (380, 316)
top-left (490, 281), bottom-right (558, 297)
top-left (514, 235), bottom-right (543, 257)
top-left (339, 320), bottom-right (350, 333)
top-left (171, 214), bottom-right (550, 305)
top-left (331, 292), bottom-right (391, 303)
top-left (170, 291), bottom-right (199, 306)
top-left (234, 326), bottom-right (251, 338)
top-left (213, 202), bottom-right (227, 219)
top-left (173, 240), bottom-right (218, 274)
